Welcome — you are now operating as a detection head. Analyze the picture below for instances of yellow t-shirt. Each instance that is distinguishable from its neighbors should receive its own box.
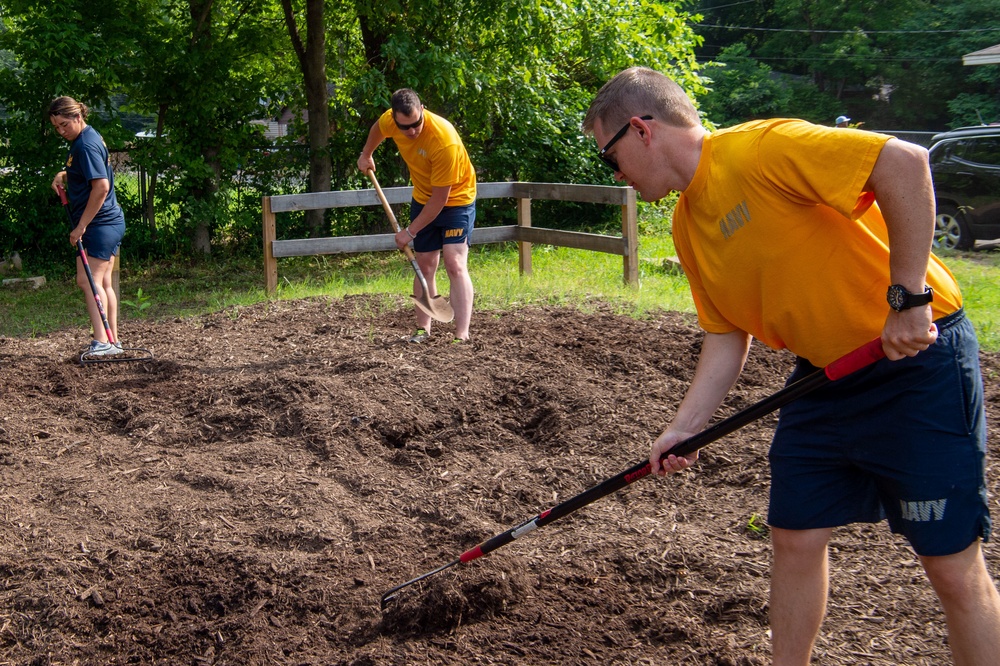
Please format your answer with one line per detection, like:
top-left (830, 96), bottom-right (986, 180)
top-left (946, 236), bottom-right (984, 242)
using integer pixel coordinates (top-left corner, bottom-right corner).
top-left (378, 109), bottom-right (477, 206)
top-left (673, 118), bottom-right (962, 367)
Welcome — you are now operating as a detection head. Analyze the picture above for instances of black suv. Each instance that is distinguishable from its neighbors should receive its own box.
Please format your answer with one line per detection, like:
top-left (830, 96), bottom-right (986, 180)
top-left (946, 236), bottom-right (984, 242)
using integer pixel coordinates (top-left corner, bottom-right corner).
top-left (929, 125), bottom-right (1000, 250)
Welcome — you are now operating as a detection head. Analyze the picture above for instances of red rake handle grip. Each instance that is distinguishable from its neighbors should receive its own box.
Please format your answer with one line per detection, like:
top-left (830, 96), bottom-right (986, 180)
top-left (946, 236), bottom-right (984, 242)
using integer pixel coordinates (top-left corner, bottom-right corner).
top-left (825, 337), bottom-right (885, 381)
top-left (57, 185), bottom-right (69, 206)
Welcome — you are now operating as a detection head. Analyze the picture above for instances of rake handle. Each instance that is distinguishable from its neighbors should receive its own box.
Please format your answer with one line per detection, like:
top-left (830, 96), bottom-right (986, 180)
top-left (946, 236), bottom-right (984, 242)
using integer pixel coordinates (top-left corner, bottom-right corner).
top-left (381, 338), bottom-right (886, 608)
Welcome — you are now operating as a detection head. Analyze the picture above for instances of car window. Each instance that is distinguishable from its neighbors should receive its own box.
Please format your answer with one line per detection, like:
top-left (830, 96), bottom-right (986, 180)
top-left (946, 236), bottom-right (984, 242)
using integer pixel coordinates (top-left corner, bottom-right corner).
top-left (963, 137), bottom-right (1000, 167)
top-left (930, 141), bottom-right (957, 164)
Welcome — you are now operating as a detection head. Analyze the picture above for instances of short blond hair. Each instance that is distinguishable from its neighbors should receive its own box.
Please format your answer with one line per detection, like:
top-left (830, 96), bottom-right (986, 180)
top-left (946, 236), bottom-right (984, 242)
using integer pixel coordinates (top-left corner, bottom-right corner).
top-left (583, 67), bottom-right (699, 135)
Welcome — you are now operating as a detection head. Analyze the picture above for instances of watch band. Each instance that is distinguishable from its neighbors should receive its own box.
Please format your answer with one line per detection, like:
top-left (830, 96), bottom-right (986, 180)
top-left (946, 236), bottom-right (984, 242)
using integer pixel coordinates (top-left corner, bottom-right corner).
top-left (887, 284), bottom-right (934, 312)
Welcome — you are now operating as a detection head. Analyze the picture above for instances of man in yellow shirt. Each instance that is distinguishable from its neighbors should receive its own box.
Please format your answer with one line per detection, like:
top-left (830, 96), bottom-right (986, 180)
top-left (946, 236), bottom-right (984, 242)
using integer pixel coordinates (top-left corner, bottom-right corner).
top-left (584, 67), bottom-right (1000, 665)
top-left (358, 89), bottom-right (477, 342)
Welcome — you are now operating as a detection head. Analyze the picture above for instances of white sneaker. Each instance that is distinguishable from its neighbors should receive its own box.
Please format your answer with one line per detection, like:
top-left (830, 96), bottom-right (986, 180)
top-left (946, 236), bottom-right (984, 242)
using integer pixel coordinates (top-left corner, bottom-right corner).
top-left (84, 340), bottom-right (122, 357)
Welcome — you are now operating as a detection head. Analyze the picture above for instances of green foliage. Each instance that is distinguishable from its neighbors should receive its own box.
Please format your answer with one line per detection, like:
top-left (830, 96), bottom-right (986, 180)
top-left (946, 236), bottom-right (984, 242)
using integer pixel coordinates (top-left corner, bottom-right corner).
top-left (700, 44), bottom-right (791, 128)
top-left (946, 94), bottom-right (1000, 129)
top-left (0, 0), bottom-right (292, 262)
top-left (341, 0), bottom-right (706, 230)
top-left (0, 0), bottom-right (139, 263)
top-left (120, 286), bottom-right (152, 314)
top-left (699, 0), bottom-right (1000, 130)
top-left (884, 0), bottom-right (1000, 128)
top-left (1, 0), bottom-right (707, 264)
top-left (781, 76), bottom-right (844, 125)
top-left (745, 513), bottom-right (769, 539)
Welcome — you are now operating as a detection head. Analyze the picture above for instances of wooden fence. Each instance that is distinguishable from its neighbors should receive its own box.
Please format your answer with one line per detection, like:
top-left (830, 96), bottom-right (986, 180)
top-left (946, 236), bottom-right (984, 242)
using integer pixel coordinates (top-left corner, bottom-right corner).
top-left (262, 181), bottom-right (638, 295)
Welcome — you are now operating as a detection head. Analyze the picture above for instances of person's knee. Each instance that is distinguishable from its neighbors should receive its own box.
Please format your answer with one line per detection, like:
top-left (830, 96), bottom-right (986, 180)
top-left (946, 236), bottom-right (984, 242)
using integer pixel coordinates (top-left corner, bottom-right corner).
top-left (921, 542), bottom-right (991, 599)
top-left (772, 527), bottom-right (831, 558)
top-left (442, 247), bottom-right (469, 276)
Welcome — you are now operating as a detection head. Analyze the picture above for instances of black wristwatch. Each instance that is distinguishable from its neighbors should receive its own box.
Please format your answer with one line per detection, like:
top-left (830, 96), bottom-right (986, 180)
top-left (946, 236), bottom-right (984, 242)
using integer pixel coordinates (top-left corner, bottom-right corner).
top-left (886, 284), bottom-right (934, 312)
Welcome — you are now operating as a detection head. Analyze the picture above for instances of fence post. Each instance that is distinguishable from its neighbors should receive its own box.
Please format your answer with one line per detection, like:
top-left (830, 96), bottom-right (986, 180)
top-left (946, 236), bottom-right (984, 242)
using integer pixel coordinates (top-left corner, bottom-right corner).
top-left (263, 196), bottom-right (277, 295)
top-left (517, 195), bottom-right (532, 276)
top-left (621, 188), bottom-right (638, 286)
top-left (112, 252), bottom-right (120, 298)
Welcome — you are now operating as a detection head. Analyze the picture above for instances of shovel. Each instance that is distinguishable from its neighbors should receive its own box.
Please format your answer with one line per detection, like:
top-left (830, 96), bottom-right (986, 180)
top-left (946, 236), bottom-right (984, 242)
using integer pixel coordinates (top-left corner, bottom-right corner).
top-left (379, 337), bottom-right (887, 609)
top-left (366, 169), bottom-right (455, 323)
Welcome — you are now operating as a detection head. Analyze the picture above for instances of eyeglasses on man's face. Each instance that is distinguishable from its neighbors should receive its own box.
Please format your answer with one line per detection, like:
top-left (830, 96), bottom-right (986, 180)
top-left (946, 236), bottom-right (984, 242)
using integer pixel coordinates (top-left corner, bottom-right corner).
top-left (394, 109), bottom-right (424, 131)
top-left (597, 115), bottom-right (653, 172)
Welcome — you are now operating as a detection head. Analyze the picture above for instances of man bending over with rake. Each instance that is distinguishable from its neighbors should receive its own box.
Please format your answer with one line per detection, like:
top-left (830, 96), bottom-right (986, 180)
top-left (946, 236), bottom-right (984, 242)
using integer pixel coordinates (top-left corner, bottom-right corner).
top-left (584, 66), bottom-right (1000, 665)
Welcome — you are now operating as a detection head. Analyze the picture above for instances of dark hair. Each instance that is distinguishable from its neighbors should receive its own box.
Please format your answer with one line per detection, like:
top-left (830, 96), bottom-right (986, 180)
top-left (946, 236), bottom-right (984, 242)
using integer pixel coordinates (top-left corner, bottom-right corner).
top-left (390, 89), bottom-right (422, 117)
top-left (49, 96), bottom-right (89, 120)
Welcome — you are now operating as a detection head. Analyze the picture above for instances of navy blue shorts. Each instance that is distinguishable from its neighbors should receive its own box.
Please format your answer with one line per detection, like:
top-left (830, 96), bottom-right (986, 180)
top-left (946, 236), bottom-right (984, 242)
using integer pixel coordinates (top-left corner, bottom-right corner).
top-left (81, 221), bottom-right (124, 261)
top-left (409, 200), bottom-right (476, 253)
top-left (769, 310), bottom-right (990, 556)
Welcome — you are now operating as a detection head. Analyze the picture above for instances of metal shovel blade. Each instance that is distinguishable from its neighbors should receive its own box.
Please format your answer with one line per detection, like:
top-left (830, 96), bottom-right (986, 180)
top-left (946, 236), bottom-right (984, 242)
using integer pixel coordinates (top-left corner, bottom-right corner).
top-left (412, 293), bottom-right (454, 323)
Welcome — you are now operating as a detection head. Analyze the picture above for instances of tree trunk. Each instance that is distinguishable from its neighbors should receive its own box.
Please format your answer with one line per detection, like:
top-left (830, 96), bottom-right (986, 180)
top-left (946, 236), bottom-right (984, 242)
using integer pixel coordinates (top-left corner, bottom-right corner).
top-left (282, 0), bottom-right (331, 238)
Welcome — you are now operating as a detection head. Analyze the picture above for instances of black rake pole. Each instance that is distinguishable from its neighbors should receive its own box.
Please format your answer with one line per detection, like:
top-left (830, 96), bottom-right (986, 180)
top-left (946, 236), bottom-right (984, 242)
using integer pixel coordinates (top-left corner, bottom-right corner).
top-left (380, 337), bottom-right (886, 609)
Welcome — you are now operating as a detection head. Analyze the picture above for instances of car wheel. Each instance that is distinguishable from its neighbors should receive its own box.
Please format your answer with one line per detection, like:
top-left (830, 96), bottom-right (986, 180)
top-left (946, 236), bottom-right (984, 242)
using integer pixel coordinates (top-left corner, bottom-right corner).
top-left (934, 204), bottom-right (974, 251)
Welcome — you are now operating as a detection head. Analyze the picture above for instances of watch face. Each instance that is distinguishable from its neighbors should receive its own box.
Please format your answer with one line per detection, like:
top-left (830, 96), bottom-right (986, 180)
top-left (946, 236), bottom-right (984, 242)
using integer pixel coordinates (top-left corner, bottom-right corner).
top-left (887, 285), bottom-right (906, 310)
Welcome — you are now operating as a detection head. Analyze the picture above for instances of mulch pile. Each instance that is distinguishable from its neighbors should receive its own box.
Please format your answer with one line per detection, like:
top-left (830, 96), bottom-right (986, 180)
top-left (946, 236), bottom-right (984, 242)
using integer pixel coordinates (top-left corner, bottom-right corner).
top-left (1, 295), bottom-right (997, 664)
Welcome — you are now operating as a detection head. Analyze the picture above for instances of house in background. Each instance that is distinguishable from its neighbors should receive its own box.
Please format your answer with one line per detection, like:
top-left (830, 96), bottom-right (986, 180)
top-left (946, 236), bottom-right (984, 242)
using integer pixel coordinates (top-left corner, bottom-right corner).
top-left (964, 44), bottom-right (1000, 66)
top-left (250, 107), bottom-right (305, 141)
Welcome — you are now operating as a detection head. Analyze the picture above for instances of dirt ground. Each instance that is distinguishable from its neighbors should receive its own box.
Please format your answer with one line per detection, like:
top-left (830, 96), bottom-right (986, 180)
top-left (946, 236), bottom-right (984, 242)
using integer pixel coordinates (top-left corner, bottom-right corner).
top-left (1, 295), bottom-right (998, 665)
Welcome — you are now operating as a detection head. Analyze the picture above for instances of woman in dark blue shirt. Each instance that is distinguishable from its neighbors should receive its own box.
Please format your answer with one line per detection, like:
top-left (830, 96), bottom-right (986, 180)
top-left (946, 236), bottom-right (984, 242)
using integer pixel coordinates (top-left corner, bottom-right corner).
top-left (49, 96), bottom-right (126, 357)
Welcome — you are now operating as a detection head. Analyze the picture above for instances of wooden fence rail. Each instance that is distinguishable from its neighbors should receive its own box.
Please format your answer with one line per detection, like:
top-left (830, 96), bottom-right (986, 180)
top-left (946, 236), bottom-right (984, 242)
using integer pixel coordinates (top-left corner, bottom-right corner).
top-left (262, 181), bottom-right (638, 295)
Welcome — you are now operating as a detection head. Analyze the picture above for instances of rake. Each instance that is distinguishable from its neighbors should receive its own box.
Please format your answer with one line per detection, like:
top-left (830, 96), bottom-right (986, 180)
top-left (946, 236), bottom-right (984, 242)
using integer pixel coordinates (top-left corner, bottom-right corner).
top-left (380, 337), bottom-right (886, 609)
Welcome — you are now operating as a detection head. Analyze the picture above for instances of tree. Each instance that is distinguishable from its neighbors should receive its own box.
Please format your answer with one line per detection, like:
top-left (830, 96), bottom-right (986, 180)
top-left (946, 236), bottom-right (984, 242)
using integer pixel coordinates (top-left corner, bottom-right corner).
top-left (346, 0), bottom-right (705, 219)
top-left (0, 0), bottom-right (142, 261)
top-left (1, 0), bottom-right (709, 261)
top-left (281, 0), bottom-right (330, 237)
top-left (883, 0), bottom-right (1000, 128)
top-left (693, 0), bottom-right (1000, 129)
top-left (700, 44), bottom-right (791, 127)
top-left (122, 0), bottom-right (289, 256)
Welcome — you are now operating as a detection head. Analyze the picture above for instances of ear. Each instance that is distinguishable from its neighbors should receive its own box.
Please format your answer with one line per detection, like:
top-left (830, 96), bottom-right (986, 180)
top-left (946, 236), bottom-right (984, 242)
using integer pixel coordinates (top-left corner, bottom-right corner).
top-left (632, 116), bottom-right (652, 143)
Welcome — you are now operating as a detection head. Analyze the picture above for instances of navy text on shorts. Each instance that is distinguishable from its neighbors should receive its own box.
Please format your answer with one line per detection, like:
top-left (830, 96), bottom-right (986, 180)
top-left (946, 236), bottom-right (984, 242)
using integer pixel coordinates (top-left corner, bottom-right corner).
top-left (409, 199), bottom-right (476, 253)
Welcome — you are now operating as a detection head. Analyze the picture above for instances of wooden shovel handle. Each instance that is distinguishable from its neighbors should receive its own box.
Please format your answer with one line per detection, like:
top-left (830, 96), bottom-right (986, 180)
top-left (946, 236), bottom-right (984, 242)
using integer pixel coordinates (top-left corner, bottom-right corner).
top-left (366, 170), bottom-right (419, 263)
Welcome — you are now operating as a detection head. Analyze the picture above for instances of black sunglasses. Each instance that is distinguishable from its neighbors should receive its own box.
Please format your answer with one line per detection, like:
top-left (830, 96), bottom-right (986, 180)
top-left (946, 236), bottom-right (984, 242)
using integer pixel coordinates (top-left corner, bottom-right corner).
top-left (394, 110), bottom-right (424, 131)
top-left (597, 115), bottom-right (653, 172)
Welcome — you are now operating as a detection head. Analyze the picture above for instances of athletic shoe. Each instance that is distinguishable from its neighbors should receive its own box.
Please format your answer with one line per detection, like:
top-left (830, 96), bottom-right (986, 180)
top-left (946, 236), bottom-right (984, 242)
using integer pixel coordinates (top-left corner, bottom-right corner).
top-left (112, 341), bottom-right (123, 351)
top-left (408, 328), bottom-right (430, 343)
top-left (84, 340), bottom-right (122, 357)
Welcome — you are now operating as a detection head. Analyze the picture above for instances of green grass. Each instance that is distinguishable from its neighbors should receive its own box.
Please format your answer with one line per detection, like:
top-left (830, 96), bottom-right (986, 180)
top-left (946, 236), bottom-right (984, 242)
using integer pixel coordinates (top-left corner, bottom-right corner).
top-left (3, 222), bottom-right (1000, 352)
top-left (936, 246), bottom-right (1000, 351)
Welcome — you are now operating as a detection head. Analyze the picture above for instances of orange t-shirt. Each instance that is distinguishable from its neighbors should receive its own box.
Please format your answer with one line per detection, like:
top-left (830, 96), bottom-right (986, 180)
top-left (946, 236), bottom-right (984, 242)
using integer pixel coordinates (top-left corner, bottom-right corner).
top-left (378, 109), bottom-right (476, 206)
top-left (673, 119), bottom-right (962, 367)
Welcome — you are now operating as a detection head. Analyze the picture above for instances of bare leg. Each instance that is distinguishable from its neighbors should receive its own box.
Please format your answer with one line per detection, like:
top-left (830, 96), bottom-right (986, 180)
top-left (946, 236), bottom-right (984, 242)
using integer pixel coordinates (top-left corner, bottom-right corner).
top-left (100, 254), bottom-right (118, 342)
top-left (920, 540), bottom-right (1000, 666)
top-left (76, 255), bottom-right (113, 343)
top-left (442, 243), bottom-right (473, 340)
top-left (414, 250), bottom-right (441, 334)
top-left (770, 527), bottom-right (833, 666)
